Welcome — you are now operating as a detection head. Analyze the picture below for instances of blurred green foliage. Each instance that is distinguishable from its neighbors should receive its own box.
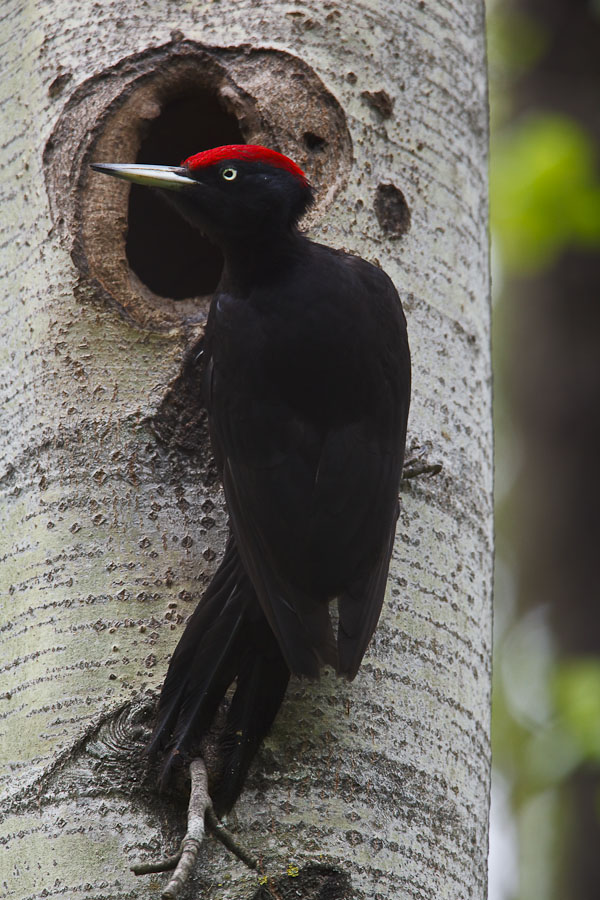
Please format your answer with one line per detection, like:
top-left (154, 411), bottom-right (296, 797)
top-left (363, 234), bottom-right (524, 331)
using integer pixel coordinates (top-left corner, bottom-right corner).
top-left (487, 7), bottom-right (548, 127)
top-left (554, 660), bottom-right (600, 763)
top-left (487, 8), bottom-right (548, 77)
top-left (491, 114), bottom-right (600, 274)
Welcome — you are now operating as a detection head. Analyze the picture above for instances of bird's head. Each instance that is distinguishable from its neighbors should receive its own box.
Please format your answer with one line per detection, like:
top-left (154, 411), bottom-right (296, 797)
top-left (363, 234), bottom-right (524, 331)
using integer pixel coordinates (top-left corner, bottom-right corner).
top-left (91, 144), bottom-right (314, 245)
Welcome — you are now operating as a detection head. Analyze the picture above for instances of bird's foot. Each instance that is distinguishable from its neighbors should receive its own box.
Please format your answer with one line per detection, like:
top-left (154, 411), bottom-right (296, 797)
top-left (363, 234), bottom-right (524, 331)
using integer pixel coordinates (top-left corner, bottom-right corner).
top-left (204, 806), bottom-right (258, 870)
top-left (132, 758), bottom-right (257, 899)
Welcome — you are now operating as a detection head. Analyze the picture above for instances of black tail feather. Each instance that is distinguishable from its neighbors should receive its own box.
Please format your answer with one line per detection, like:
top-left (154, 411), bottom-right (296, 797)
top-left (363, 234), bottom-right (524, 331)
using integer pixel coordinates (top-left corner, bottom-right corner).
top-left (148, 536), bottom-right (290, 809)
top-left (212, 610), bottom-right (290, 815)
top-left (147, 538), bottom-right (243, 760)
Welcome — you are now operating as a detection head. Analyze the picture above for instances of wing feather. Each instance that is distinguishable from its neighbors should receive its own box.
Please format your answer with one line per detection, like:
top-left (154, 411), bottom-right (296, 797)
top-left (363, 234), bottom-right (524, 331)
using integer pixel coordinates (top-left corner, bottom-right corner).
top-left (205, 246), bottom-right (410, 679)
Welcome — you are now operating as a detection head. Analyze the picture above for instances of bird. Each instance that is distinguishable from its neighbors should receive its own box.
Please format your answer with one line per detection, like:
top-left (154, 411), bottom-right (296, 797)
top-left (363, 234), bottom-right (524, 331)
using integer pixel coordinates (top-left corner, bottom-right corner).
top-left (91, 145), bottom-right (411, 816)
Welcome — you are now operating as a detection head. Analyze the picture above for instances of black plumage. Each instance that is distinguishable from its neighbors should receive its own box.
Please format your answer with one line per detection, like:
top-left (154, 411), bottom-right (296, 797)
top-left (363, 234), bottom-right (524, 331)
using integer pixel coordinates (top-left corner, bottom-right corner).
top-left (91, 146), bottom-right (410, 814)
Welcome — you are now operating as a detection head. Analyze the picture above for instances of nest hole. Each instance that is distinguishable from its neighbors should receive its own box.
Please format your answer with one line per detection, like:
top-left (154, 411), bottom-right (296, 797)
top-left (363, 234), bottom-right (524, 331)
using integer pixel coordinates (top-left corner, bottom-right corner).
top-left (127, 91), bottom-right (244, 300)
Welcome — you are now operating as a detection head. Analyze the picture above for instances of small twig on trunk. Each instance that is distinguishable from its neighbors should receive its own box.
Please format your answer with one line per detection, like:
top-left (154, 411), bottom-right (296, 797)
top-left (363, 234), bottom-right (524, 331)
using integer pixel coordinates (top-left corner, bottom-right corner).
top-left (402, 461), bottom-right (442, 479)
top-left (402, 448), bottom-right (442, 480)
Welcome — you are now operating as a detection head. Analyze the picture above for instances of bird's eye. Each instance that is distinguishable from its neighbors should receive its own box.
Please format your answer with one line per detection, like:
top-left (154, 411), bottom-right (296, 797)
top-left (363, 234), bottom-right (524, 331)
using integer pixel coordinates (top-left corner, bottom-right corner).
top-left (221, 167), bottom-right (238, 181)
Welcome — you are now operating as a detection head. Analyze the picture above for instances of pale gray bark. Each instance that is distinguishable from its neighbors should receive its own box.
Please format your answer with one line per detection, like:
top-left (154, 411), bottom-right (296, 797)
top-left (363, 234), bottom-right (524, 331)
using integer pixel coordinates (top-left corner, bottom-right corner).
top-left (0, 1), bottom-right (492, 899)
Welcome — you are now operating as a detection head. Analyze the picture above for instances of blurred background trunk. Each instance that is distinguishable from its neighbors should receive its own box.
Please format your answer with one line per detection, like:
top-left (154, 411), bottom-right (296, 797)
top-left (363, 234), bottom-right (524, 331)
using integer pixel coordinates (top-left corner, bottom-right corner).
top-left (489, 0), bottom-right (600, 897)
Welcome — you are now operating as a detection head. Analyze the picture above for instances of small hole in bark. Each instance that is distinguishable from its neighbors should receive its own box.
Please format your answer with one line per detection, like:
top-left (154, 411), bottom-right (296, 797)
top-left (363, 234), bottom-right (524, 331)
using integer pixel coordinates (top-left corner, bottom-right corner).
top-left (48, 72), bottom-right (72, 98)
top-left (303, 131), bottom-right (327, 152)
top-left (127, 92), bottom-right (244, 300)
top-left (374, 182), bottom-right (411, 237)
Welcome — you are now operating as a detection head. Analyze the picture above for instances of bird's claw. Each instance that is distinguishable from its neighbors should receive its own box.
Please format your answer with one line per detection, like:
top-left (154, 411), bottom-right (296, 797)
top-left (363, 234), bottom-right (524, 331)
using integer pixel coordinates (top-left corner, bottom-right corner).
top-left (132, 758), bottom-right (257, 898)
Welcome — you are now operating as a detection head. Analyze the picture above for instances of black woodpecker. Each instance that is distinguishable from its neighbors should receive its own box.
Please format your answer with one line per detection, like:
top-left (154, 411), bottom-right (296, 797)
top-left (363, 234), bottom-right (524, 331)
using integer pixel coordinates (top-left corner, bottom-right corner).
top-left (91, 145), bottom-right (411, 815)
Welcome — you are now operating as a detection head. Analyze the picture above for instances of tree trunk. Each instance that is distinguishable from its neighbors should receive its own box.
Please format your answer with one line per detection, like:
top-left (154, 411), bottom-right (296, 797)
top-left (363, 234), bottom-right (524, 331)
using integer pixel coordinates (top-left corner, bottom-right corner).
top-left (0, 2), bottom-right (492, 898)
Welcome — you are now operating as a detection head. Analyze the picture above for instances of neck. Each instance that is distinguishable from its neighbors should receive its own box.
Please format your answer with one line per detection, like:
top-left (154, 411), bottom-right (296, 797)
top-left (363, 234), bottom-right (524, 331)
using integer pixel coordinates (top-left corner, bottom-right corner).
top-left (217, 227), bottom-right (307, 296)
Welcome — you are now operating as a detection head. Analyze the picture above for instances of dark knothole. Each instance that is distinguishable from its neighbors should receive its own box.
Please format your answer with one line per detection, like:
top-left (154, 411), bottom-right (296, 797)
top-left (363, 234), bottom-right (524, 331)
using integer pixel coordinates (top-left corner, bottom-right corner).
top-left (126, 91), bottom-right (244, 300)
top-left (374, 182), bottom-right (411, 238)
top-left (303, 131), bottom-right (327, 152)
